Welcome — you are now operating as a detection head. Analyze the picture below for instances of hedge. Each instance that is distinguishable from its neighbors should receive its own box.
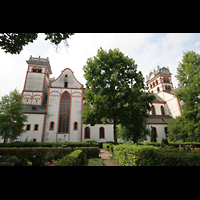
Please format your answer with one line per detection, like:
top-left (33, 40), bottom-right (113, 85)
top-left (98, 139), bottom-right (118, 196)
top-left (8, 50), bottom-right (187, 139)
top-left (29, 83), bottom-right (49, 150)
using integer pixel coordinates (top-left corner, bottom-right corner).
top-left (0, 147), bottom-right (100, 165)
top-left (140, 142), bottom-right (200, 148)
top-left (0, 141), bottom-right (99, 148)
top-left (55, 150), bottom-right (84, 166)
top-left (112, 144), bottom-right (200, 166)
top-left (102, 143), bottom-right (114, 152)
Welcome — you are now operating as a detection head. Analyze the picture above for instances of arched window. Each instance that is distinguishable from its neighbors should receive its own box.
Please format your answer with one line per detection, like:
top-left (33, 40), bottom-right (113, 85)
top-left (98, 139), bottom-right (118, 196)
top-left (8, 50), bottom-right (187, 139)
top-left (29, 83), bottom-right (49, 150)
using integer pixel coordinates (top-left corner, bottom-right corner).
top-left (164, 127), bottom-right (169, 137)
top-left (59, 92), bottom-right (70, 133)
top-left (152, 127), bottom-right (158, 137)
top-left (84, 127), bottom-right (90, 139)
top-left (157, 87), bottom-right (160, 92)
top-left (160, 106), bottom-right (165, 115)
top-left (151, 105), bottom-right (156, 115)
top-left (156, 80), bottom-right (158, 85)
top-left (99, 127), bottom-right (105, 139)
top-left (38, 68), bottom-right (42, 73)
top-left (49, 121), bottom-right (54, 130)
top-left (32, 68), bottom-right (37, 72)
top-left (168, 85), bottom-right (171, 90)
top-left (74, 122), bottom-right (78, 130)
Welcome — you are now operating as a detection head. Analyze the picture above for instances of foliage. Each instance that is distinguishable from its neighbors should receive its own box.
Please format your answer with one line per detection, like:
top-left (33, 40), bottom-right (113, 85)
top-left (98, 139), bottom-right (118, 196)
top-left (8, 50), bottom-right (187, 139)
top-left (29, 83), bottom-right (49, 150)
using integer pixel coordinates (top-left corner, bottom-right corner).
top-left (175, 51), bottom-right (200, 141)
top-left (167, 116), bottom-right (188, 141)
top-left (0, 33), bottom-right (74, 54)
top-left (6, 155), bottom-right (19, 166)
top-left (161, 138), bottom-right (169, 145)
top-left (82, 47), bottom-right (155, 144)
top-left (0, 89), bottom-right (28, 142)
top-left (102, 143), bottom-right (113, 152)
top-left (82, 158), bottom-right (105, 166)
top-left (0, 147), bottom-right (99, 165)
top-left (55, 150), bottom-right (84, 166)
top-left (44, 149), bottom-right (63, 164)
top-left (117, 123), bottom-right (151, 144)
top-left (112, 144), bottom-right (156, 166)
top-left (112, 144), bottom-right (200, 166)
top-left (0, 141), bottom-right (99, 148)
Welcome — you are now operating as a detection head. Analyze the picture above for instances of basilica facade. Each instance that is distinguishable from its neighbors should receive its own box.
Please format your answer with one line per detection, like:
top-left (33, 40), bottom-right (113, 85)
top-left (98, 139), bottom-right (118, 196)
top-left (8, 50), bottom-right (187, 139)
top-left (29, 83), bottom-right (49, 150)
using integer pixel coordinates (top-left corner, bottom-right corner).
top-left (18, 56), bottom-right (182, 143)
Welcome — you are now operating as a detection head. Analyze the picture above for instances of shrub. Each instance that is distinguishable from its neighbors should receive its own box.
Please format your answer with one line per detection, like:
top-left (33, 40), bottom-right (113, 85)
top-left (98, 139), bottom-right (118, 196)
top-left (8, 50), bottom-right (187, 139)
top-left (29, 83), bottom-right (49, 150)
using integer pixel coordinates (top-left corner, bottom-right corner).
top-left (55, 150), bottom-right (84, 166)
top-left (112, 144), bottom-right (200, 166)
top-left (6, 156), bottom-right (19, 166)
top-left (102, 143), bottom-right (113, 152)
top-left (0, 147), bottom-right (99, 165)
top-left (0, 141), bottom-right (99, 148)
top-left (161, 138), bottom-right (169, 145)
top-left (74, 147), bottom-right (100, 158)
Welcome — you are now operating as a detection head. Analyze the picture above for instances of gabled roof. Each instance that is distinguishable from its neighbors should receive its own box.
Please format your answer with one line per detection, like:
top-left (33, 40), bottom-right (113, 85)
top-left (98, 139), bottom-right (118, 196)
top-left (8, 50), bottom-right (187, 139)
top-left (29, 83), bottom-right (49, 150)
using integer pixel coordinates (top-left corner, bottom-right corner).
top-left (22, 105), bottom-right (46, 114)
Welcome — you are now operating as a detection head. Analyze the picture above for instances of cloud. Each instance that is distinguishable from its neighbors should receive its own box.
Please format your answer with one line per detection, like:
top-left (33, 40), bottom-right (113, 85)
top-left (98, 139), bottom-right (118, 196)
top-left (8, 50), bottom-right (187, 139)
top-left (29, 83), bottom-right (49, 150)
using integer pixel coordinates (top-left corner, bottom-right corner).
top-left (1, 33), bottom-right (200, 100)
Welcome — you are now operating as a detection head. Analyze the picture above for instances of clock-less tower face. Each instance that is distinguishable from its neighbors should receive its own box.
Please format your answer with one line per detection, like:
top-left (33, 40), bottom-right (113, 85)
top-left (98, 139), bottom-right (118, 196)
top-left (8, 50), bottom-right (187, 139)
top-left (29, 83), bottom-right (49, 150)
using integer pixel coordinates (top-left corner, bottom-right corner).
top-left (146, 66), bottom-right (173, 94)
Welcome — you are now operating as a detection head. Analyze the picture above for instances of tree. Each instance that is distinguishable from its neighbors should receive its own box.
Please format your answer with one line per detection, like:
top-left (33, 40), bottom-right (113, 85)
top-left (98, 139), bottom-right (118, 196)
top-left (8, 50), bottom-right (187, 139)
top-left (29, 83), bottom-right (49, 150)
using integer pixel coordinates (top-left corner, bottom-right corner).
top-left (82, 47), bottom-right (155, 144)
top-left (0, 33), bottom-right (74, 54)
top-left (0, 89), bottom-right (27, 142)
top-left (167, 116), bottom-right (188, 142)
top-left (175, 51), bottom-right (200, 140)
top-left (117, 123), bottom-right (151, 143)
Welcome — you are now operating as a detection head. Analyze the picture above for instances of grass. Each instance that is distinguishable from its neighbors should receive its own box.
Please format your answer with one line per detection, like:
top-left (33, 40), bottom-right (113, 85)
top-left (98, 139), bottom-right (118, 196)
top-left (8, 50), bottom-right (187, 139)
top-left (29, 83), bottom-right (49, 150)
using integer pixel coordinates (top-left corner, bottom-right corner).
top-left (82, 158), bottom-right (105, 166)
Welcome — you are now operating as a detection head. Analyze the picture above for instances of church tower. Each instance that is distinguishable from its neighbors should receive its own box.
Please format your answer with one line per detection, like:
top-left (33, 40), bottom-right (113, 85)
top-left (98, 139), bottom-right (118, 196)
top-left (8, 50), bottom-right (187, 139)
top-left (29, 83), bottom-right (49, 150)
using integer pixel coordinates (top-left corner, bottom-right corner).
top-left (22, 56), bottom-right (52, 105)
top-left (146, 66), bottom-right (174, 94)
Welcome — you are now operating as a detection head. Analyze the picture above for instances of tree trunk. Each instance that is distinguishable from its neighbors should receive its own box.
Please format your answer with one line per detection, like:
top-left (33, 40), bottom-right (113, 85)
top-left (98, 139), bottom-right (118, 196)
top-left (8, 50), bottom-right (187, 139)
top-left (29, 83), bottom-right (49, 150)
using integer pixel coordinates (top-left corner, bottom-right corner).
top-left (113, 115), bottom-right (117, 145)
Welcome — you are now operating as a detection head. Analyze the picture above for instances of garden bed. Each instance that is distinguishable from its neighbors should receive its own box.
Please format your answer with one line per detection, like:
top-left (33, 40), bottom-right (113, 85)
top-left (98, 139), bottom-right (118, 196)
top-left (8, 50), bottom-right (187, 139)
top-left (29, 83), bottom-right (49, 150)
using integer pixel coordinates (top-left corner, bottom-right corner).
top-left (0, 147), bottom-right (100, 166)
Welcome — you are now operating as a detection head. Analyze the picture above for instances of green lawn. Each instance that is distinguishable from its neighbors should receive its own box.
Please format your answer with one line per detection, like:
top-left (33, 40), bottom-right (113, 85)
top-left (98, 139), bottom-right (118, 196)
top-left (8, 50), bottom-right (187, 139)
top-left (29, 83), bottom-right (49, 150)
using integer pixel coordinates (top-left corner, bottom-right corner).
top-left (82, 158), bottom-right (105, 166)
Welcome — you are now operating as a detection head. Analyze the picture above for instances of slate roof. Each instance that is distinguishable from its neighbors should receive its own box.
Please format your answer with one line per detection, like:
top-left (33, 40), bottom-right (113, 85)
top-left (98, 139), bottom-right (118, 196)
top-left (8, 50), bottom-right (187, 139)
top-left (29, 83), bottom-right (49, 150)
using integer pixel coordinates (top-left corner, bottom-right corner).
top-left (22, 105), bottom-right (46, 114)
top-left (147, 115), bottom-right (172, 124)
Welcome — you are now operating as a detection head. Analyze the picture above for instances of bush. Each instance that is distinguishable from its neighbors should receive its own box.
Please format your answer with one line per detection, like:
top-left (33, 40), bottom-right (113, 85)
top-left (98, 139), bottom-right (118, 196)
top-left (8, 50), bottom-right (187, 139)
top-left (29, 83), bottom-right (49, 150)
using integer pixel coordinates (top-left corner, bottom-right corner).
top-left (0, 147), bottom-right (99, 165)
top-left (0, 141), bottom-right (99, 148)
top-left (74, 147), bottom-right (100, 158)
top-left (102, 143), bottom-right (113, 152)
top-left (6, 156), bottom-right (19, 166)
top-left (161, 138), bottom-right (169, 145)
top-left (55, 150), bottom-right (84, 166)
top-left (112, 144), bottom-right (200, 166)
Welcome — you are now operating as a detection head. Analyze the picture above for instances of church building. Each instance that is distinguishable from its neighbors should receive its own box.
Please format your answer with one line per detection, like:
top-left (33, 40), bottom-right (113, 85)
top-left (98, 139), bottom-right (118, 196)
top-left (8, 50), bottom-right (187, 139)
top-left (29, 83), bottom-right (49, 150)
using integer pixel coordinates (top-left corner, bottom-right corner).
top-left (17, 56), bottom-right (182, 143)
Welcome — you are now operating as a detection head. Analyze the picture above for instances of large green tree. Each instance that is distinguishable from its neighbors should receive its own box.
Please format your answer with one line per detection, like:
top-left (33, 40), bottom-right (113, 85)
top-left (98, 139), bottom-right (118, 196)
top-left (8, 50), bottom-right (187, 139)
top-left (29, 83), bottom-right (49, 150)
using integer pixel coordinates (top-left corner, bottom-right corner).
top-left (174, 51), bottom-right (200, 141)
top-left (0, 89), bottom-right (27, 142)
top-left (167, 116), bottom-right (188, 142)
top-left (0, 33), bottom-right (74, 54)
top-left (82, 47), bottom-right (155, 144)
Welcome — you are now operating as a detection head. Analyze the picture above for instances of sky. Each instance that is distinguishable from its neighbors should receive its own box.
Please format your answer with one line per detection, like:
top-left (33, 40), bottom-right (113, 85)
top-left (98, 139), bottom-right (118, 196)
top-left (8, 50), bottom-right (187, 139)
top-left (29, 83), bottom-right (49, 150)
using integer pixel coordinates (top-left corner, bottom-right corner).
top-left (1, 33), bottom-right (200, 99)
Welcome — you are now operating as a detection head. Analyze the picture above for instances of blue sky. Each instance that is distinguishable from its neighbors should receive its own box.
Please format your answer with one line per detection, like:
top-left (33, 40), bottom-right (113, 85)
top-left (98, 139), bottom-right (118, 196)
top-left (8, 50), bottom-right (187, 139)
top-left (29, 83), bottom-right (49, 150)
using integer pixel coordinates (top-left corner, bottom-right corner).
top-left (1, 33), bottom-right (200, 99)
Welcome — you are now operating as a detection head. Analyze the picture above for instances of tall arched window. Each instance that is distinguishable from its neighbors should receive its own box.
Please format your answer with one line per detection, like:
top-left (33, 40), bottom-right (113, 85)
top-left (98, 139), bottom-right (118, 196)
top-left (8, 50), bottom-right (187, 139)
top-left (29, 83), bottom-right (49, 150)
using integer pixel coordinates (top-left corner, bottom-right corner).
top-left (84, 127), bottom-right (90, 139)
top-left (164, 127), bottom-right (169, 137)
top-left (151, 105), bottom-right (156, 115)
top-left (161, 106), bottom-right (165, 115)
top-left (99, 127), bottom-right (105, 139)
top-left (59, 92), bottom-right (70, 133)
top-left (152, 127), bottom-right (158, 137)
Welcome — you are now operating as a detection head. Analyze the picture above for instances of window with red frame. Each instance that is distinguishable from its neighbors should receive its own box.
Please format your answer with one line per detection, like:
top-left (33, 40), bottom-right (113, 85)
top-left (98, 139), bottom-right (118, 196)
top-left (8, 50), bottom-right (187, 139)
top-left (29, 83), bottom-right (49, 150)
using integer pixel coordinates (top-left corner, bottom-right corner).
top-left (59, 92), bottom-right (70, 133)
top-left (50, 122), bottom-right (54, 130)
